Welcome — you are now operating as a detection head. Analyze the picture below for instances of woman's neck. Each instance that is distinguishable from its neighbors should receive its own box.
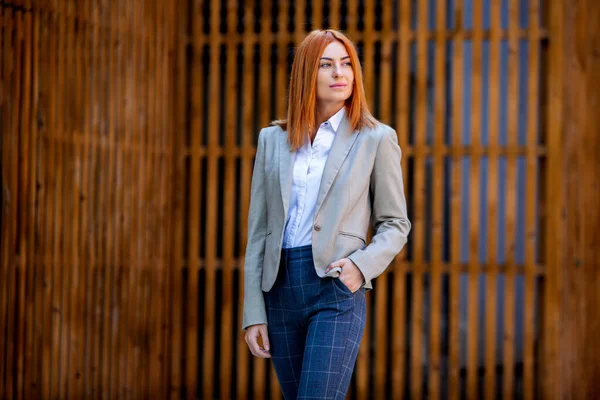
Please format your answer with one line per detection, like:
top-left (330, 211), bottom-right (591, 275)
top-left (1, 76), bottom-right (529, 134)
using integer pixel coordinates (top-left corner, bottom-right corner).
top-left (314, 102), bottom-right (345, 128)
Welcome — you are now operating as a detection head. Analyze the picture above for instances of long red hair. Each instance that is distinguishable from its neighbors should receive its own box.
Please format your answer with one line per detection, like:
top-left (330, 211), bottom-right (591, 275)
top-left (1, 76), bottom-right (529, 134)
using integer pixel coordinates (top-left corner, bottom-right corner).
top-left (272, 29), bottom-right (378, 151)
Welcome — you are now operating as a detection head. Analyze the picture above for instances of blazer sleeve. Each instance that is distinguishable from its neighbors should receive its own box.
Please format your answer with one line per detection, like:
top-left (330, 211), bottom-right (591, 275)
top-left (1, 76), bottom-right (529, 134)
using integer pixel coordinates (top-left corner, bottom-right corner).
top-left (347, 127), bottom-right (411, 287)
top-left (242, 129), bottom-right (269, 330)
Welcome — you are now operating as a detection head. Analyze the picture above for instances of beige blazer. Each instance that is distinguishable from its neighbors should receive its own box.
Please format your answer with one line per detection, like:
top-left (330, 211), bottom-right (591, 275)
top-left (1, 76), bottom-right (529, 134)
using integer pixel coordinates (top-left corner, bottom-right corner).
top-left (242, 115), bottom-right (411, 329)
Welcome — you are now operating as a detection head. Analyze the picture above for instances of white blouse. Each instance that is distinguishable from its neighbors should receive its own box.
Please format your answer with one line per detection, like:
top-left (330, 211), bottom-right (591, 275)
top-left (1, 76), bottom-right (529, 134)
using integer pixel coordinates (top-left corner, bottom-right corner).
top-left (282, 107), bottom-right (346, 249)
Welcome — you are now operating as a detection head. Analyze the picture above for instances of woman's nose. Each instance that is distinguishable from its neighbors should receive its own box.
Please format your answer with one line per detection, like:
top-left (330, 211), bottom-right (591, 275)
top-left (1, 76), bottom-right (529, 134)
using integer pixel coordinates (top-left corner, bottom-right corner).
top-left (333, 65), bottom-right (342, 77)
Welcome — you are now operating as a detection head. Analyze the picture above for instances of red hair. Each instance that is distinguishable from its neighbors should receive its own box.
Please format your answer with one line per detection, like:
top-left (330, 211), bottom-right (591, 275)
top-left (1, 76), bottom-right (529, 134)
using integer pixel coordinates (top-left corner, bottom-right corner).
top-left (273, 29), bottom-right (377, 151)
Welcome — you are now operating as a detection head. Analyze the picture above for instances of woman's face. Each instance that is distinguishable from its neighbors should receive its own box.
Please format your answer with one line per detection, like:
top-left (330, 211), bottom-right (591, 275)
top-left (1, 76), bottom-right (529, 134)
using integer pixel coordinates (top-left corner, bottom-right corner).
top-left (316, 41), bottom-right (354, 107)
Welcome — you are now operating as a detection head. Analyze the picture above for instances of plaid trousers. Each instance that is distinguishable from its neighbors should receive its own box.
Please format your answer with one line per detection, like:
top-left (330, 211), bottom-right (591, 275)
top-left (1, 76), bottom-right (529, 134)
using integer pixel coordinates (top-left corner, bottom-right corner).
top-left (264, 245), bottom-right (367, 400)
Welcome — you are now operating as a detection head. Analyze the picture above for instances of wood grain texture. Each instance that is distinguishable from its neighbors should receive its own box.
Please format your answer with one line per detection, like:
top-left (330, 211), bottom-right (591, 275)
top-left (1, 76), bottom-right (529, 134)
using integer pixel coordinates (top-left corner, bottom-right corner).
top-left (0, 0), bottom-right (577, 398)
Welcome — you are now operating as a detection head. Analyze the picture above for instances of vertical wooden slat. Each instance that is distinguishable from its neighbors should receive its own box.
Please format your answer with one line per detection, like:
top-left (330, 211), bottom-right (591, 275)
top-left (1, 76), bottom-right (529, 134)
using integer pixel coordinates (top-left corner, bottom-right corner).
top-left (24, 2), bottom-right (41, 398)
top-left (429, 0), bottom-right (448, 397)
top-left (237, 4), bottom-right (255, 398)
top-left (391, 1), bottom-right (411, 396)
top-left (410, 0), bottom-right (428, 397)
top-left (0, 4), bottom-right (7, 393)
top-left (116, 3), bottom-right (132, 398)
top-left (373, 0), bottom-right (393, 395)
top-left (66, 2), bottom-right (86, 398)
top-left (187, 0), bottom-right (204, 397)
top-left (220, 1), bottom-right (238, 399)
top-left (88, 3), bottom-right (102, 395)
top-left (148, 0), bottom-right (166, 396)
top-left (503, 0), bottom-right (520, 398)
top-left (170, 0), bottom-right (187, 397)
top-left (539, 0), bottom-right (563, 396)
top-left (102, 1), bottom-right (119, 396)
top-left (485, 1), bottom-right (501, 398)
top-left (202, 0), bottom-right (221, 397)
top-left (130, 2), bottom-right (148, 398)
top-left (144, 4), bottom-right (159, 394)
top-left (12, 5), bottom-right (26, 399)
top-left (329, 0), bottom-right (339, 29)
top-left (524, 1), bottom-right (540, 399)
top-left (467, 1), bottom-right (483, 398)
top-left (449, 1), bottom-right (465, 398)
top-left (60, 2), bottom-right (79, 398)
top-left (50, 2), bottom-right (66, 397)
top-left (313, 0), bottom-right (322, 28)
top-left (0, 4), bottom-right (17, 398)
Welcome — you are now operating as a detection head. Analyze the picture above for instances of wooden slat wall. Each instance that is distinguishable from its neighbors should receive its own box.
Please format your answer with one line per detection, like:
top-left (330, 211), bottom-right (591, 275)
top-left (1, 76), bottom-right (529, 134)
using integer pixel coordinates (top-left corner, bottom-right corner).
top-left (1, 0), bottom-right (177, 398)
top-left (0, 0), bottom-right (572, 399)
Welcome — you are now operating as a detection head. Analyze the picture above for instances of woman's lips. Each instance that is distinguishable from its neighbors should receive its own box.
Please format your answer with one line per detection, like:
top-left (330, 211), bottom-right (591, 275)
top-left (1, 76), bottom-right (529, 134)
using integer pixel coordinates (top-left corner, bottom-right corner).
top-left (330, 84), bottom-right (347, 88)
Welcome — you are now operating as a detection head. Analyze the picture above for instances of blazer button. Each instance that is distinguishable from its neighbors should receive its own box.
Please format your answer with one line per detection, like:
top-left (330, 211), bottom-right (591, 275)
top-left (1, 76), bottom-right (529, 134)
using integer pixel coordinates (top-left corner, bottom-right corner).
top-left (314, 224), bottom-right (321, 231)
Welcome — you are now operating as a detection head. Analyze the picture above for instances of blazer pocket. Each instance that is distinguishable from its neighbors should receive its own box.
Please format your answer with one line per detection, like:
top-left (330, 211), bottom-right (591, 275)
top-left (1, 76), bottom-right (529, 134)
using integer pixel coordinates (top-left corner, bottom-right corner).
top-left (338, 231), bottom-right (366, 245)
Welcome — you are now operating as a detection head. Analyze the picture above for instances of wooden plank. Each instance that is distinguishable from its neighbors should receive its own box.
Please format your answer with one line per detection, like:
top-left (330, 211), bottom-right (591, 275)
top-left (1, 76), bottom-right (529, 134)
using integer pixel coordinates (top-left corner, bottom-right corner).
top-left (236, 4), bottom-right (255, 398)
top-left (391, 1), bottom-right (411, 396)
top-left (49, 2), bottom-right (67, 397)
top-left (147, 1), bottom-right (164, 397)
top-left (294, 0), bottom-right (306, 43)
top-left (0, 5), bottom-right (17, 398)
top-left (467, 1), bottom-right (483, 398)
top-left (485, 1), bottom-right (501, 399)
top-left (85, 3), bottom-right (102, 396)
top-left (329, 0), bottom-right (340, 29)
top-left (373, 0), bottom-right (393, 395)
top-left (170, 0), bottom-right (187, 396)
top-left (157, 2), bottom-right (177, 398)
top-left (429, 0), bottom-right (448, 397)
top-left (523, 2), bottom-right (540, 399)
top-left (142, 8), bottom-right (156, 396)
top-left (186, 0), bottom-right (204, 397)
top-left (449, 1), bottom-right (465, 398)
top-left (219, 1), bottom-right (238, 399)
top-left (101, 1), bottom-right (120, 396)
top-left (66, 1), bottom-right (87, 398)
top-left (410, 0), bottom-right (428, 398)
top-left (503, 1), bottom-right (520, 398)
top-left (537, 0), bottom-right (563, 397)
top-left (115, 3), bottom-right (132, 398)
top-left (0, 4), bottom-right (7, 394)
top-left (166, 1), bottom-right (185, 394)
top-left (11, 5), bottom-right (27, 399)
top-left (202, 1), bottom-right (221, 398)
top-left (313, 0), bottom-right (322, 28)
top-left (26, 3), bottom-right (43, 398)
top-left (59, 2), bottom-right (78, 398)
top-left (128, 2), bottom-right (147, 398)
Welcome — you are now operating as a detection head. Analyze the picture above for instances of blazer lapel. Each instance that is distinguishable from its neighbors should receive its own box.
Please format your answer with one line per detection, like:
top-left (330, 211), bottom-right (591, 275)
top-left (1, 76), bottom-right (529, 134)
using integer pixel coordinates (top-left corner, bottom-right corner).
top-left (279, 130), bottom-right (296, 218)
top-left (315, 116), bottom-right (359, 213)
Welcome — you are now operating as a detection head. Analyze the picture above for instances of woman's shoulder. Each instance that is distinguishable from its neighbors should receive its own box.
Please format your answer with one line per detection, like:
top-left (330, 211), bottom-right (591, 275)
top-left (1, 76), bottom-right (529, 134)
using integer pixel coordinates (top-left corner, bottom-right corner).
top-left (358, 121), bottom-right (398, 143)
top-left (258, 124), bottom-right (286, 142)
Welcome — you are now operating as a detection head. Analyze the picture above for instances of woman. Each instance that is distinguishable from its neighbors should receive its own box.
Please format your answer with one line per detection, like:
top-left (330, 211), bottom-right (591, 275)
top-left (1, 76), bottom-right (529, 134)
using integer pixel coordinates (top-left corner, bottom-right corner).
top-left (242, 29), bottom-right (411, 399)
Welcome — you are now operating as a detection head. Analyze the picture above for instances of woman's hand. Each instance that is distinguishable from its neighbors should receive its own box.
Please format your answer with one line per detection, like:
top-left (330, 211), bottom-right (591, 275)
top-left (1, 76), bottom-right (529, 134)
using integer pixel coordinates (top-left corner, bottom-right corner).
top-left (245, 324), bottom-right (271, 358)
top-left (325, 258), bottom-right (365, 293)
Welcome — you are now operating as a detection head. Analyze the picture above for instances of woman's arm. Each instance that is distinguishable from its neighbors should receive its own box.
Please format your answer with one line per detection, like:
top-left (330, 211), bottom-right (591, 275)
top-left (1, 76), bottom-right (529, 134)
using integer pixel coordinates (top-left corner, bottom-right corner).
top-left (347, 127), bottom-right (411, 287)
top-left (242, 129), bottom-right (269, 330)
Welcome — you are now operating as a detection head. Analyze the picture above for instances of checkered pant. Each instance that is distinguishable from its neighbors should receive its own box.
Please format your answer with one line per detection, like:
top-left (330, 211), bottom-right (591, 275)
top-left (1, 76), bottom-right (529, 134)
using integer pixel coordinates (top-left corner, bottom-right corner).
top-left (264, 245), bottom-right (367, 400)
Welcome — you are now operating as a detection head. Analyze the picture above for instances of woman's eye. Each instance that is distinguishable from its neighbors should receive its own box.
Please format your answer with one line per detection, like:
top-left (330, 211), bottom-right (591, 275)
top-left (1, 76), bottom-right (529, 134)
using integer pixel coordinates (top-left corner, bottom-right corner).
top-left (343, 62), bottom-right (352, 67)
top-left (320, 63), bottom-right (331, 68)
